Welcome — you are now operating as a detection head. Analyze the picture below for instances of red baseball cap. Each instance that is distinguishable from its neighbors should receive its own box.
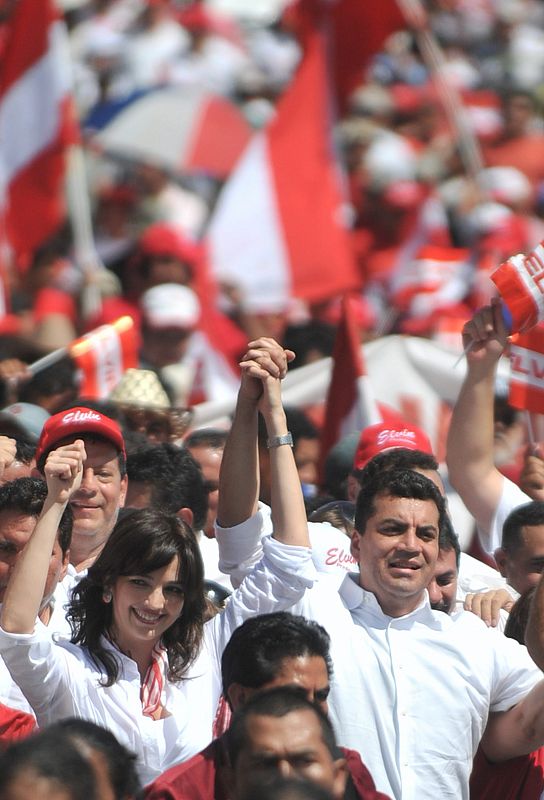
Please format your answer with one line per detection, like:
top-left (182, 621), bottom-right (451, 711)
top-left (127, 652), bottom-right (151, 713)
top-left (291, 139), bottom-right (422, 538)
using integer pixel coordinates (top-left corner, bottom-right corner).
top-left (353, 422), bottom-right (433, 471)
top-left (138, 224), bottom-right (201, 268)
top-left (35, 407), bottom-right (126, 467)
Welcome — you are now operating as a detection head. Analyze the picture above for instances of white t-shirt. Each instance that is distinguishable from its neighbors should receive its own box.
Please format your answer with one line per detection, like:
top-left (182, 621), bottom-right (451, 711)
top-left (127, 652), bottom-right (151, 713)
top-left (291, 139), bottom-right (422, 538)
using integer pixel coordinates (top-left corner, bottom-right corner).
top-left (485, 476), bottom-right (531, 554)
top-left (291, 576), bottom-right (541, 800)
top-left (216, 502), bottom-right (357, 589)
top-left (0, 537), bottom-right (314, 784)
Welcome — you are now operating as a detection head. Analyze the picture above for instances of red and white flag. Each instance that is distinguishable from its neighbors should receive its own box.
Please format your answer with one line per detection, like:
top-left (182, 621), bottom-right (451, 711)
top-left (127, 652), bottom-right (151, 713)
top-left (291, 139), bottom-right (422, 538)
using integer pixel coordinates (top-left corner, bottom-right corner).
top-left (207, 0), bottom-right (361, 312)
top-left (391, 244), bottom-right (471, 319)
top-left (491, 241), bottom-right (544, 334)
top-left (509, 324), bottom-right (544, 414)
top-left (70, 317), bottom-right (137, 399)
top-left (320, 295), bottom-right (382, 468)
top-left (0, 0), bottom-right (77, 263)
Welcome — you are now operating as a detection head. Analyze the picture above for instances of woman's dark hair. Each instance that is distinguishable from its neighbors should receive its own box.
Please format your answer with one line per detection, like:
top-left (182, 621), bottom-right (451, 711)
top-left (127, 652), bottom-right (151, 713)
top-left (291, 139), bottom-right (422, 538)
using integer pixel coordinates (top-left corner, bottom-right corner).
top-left (0, 727), bottom-right (97, 799)
top-left (49, 719), bottom-right (142, 800)
top-left (67, 507), bottom-right (206, 686)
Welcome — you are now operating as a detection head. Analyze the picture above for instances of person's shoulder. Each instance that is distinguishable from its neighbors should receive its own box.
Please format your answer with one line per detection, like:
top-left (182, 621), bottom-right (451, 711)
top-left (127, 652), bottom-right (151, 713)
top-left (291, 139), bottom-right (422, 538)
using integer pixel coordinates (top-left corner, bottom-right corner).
top-left (145, 741), bottom-right (219, 797)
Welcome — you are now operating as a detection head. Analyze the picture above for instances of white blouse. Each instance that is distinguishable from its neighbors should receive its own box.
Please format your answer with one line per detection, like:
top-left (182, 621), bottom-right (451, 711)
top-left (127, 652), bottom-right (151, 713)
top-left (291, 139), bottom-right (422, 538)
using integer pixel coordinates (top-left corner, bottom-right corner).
top-left (0, 537), bottom-right (315, 784)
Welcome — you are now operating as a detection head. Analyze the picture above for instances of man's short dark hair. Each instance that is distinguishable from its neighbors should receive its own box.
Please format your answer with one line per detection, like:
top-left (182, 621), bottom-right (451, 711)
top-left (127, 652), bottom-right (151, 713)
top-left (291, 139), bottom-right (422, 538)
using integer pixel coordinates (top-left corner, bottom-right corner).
top-left (0, 728), bottom-right (97, 799)
top-left (49, 719), bottom-right (142, 800)
top-left (14, 437), bottom-right (36, 464)
top-left (221, 612), bottom-right (332, 698)
top-left (355, 469), bottom-right (446, 535)
top-left (126, 442), bottom-right (208, 530)
top-left (502, 502), bottom-right (544, 552)
top-left (355, 448), bottom-right (439, 484)
top-left (0, 477), bottom-right (72, 555)
top-left (185, 428), bottom-right (228, 450)
top-left (439, 514), bottom-right (461, 568)
top-left (226, 687), bottom-right (337, 768)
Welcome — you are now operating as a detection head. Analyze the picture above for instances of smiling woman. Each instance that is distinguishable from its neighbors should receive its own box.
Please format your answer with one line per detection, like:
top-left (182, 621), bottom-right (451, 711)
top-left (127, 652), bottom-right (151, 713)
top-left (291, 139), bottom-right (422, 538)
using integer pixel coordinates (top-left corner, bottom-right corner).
top-left (0, 351), bottom-right (315, 786)
top-left (67, 508), bottom-right (204, 689)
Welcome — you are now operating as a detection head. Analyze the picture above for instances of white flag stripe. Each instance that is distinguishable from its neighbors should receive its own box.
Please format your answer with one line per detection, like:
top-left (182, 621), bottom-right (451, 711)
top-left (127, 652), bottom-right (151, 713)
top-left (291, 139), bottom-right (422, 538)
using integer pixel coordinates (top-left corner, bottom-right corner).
top-left (207, 133), bottom-right (292, 310)
top-left (0, 22), bottom-right (69, 185)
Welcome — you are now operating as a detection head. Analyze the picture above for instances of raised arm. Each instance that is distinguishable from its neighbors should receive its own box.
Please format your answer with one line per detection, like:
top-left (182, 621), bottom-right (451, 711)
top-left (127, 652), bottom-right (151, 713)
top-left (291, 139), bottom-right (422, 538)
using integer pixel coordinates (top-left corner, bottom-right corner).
top-left (480, 561), bottom-right (544, 760)
top-left (446, 300), bottom-right (509, 545)
top-left (254, 365), bottom-right (310, 548)
top-left (0, 441), bottom-right (84, 634)
top-left (216, 338), bottom-right (293, 528)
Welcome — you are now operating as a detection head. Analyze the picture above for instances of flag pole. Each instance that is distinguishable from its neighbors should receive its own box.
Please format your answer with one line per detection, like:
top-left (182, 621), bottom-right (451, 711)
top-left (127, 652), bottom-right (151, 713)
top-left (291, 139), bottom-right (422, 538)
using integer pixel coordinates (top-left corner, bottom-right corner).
top-left (27, 347), bottom-right (68, 376)
top-left (396, 0), bottom-right (484, 181)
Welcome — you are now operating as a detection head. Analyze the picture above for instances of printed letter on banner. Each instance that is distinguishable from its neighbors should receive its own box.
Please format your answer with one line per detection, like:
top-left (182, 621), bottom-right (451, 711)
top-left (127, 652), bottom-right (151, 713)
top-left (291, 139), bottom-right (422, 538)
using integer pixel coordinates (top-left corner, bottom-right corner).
top-left (509, 324), bottom-right (544, 413)
top-left (491, 242), bottom-right (544, 333)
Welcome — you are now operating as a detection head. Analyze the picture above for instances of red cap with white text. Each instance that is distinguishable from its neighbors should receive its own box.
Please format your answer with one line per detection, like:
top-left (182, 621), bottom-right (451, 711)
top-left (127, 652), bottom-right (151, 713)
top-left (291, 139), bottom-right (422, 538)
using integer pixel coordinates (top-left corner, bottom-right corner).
top-left (353, 422), bottom-right (433, 471)
top-left (35, 406), bottom-right (126, 468)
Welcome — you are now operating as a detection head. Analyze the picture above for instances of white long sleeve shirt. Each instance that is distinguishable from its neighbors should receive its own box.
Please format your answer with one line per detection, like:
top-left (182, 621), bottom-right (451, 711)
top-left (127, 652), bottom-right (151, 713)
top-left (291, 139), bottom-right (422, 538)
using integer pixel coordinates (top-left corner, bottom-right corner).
top-left (290, 575), bottom-right (541, 800)
top-left (0, 537), bottom-right (315, 785)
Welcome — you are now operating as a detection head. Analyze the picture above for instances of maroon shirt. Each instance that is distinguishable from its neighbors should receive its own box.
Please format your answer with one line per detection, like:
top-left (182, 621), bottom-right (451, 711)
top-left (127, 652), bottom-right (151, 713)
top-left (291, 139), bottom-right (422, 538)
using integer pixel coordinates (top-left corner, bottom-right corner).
top-left (145, 738), bottom-right (391, 800)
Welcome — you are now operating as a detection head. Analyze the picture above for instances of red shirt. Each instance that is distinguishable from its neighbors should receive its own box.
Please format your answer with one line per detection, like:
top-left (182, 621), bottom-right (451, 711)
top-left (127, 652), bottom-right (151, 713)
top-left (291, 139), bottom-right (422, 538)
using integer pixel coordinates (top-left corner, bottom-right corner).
top-left (144, 739), bottom-right (391, 800)
top-left (470, 746), bottom-right (544, 799)
top-left (0, 702), bottom-right (36, 747)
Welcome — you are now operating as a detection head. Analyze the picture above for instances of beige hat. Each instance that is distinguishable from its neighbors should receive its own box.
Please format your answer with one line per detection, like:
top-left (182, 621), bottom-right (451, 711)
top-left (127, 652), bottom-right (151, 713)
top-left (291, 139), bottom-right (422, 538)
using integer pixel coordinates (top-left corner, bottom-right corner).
top-left (109, 369), bottom-right (170, 409)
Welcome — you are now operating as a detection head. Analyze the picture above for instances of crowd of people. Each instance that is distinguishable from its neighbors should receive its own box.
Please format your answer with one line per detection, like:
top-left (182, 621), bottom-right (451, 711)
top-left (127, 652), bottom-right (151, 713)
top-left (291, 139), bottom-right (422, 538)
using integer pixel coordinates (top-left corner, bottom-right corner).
top-left (0, 327), bottom-right (543, 799)
top-left (3, 0), bottom-right (544, 798)
top-left (3, 0), bottom-right (544, 407)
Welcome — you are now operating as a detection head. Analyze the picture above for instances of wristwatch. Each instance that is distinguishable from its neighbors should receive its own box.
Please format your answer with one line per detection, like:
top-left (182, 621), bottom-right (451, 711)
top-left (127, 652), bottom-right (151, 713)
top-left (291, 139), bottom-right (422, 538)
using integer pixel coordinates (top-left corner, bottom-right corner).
top-left (266, 432), bottom-right (294, 449)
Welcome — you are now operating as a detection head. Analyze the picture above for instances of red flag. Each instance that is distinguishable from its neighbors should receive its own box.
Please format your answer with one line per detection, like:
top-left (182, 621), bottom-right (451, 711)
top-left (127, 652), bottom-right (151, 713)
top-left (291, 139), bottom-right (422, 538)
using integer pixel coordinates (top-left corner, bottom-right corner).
top-left (320, 295), bottom-right (382, 471)
top-left (285, 0), bottom-right (406, 114)
top-left (207, 0), bottom-right (360, 311)
top-left (0, 0), bottom-right (77, 262)
top-left (491, 241), bottom-right (544, 334)
top-left (70, 317), bottom-right (137, 399)
top-left (509, 324), bottom-right (544, 413)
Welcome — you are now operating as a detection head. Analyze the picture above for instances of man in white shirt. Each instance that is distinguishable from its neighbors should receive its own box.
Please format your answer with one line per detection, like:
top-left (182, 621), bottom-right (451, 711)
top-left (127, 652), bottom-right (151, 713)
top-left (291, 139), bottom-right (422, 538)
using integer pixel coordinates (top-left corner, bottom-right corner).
top-left (218, 337), bottom-right (544, 800)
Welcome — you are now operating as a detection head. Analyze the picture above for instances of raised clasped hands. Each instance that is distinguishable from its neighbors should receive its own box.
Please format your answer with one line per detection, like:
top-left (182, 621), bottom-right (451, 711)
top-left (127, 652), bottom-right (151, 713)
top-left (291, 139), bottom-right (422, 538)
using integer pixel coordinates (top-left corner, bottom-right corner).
top-left (239, 338), bottom-right (295, 412)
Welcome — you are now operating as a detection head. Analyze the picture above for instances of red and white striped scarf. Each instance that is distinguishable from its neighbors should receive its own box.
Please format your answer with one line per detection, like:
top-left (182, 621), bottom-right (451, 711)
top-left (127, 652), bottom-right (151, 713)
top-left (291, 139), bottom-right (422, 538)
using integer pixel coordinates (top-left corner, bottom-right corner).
top-left (140, 645), bottom-right (168, 718)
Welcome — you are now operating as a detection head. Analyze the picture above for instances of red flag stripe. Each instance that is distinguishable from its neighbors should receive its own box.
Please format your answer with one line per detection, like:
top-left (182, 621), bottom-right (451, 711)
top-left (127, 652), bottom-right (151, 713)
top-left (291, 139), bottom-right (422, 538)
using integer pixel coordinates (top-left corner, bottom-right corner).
top-left (70, 317), bottom-right (138, 399)
top-left (320, 295), bottom-right (381, 475)
top-left (491, 243), bottom-right (544, 333)
top-left (509, 324), bottom-right (544, 413)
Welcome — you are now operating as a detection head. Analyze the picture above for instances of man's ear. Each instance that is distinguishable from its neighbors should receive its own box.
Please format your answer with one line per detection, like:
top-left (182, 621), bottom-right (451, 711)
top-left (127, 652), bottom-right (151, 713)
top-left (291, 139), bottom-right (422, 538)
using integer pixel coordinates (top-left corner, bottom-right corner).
top-left (226, 682), bottom-right (250, 712)
top-left (493, 547), bottom-right (509, 578)
top-left (177, 507), bottom-right (194, 528)
top-left (351, 530), bottom-right (362, 561)
top-left (118, 474), bottom-right (128, 509)
top-left (332, 757), bottom-right (348, 800)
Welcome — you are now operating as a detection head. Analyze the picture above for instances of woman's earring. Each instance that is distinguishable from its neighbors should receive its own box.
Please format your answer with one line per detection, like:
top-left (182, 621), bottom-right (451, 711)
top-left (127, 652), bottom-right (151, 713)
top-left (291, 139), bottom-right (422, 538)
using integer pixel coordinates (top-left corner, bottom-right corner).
top-left (102, 589), bottom-right (113, 603)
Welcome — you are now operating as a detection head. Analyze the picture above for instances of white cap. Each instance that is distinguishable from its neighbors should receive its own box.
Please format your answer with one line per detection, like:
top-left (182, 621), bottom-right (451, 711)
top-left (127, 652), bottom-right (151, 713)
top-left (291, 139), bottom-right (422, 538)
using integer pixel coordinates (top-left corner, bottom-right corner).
top-left (141, 283), bottom-right (201, 329)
